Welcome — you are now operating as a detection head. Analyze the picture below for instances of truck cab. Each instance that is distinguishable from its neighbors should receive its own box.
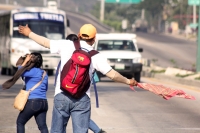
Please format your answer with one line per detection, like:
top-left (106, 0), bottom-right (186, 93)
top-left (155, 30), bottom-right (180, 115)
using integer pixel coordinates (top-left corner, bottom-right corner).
top-left (94, 33), bottom-right (143, 82)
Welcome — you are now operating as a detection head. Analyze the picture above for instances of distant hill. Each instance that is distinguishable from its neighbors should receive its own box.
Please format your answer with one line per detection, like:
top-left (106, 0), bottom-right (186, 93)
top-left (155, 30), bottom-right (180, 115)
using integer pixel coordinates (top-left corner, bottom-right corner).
top-left (0, 0), bottom-right (98, 13)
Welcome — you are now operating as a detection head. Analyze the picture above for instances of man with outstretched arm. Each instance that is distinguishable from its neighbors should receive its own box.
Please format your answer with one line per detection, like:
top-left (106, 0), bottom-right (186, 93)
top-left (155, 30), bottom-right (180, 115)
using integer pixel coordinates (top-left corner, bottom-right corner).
top-left (18, 24), bottom-right (138, 133)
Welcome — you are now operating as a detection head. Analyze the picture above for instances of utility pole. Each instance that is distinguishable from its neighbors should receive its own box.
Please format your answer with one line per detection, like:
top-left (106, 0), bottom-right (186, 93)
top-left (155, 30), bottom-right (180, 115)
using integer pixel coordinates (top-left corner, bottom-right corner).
top-left (43, 0), bottom-right (47, 7)
top-left (193, 5), bottom-right (197, 24)
top-left (5, 0), bottom-right (9, 4)
top-left (100, 0), bottom-right (105, 22)
top-left (141, 9), bottom-right (145, 19)
top-left (197, 2), bottom-right (200, 72)
top-left (57, 0), bottom-right (60, 8)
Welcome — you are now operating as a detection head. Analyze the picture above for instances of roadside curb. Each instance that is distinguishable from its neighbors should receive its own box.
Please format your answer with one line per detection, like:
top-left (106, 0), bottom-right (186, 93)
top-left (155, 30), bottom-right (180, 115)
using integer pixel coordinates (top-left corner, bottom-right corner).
top-left (161, 33), bottom-right (197, 42)
top-left (142, 70), bottom-right (200, 88)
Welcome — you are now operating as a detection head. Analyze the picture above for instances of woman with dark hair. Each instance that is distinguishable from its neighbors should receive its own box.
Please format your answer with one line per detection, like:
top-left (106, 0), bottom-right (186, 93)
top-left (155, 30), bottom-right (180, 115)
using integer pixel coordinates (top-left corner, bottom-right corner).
top-left (17, 53), bottom-right (49, 133)
top-left (2, 52), bottom-right (49, 133)
top-left (31, 52), bottom-right (43, 68)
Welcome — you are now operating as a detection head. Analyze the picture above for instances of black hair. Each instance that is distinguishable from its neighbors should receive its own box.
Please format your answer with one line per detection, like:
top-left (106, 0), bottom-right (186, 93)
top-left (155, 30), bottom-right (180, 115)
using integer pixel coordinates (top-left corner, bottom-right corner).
top-left (79, 34), bottom-right (95, 42)
top-left (66, 33), bottom-right (94, 42)
top-left (79, 37), bottom-right (94, 42)
top-left (30, 52), bottom-right (43, 68)
top-left (66, 34), bottom-right (78, 41)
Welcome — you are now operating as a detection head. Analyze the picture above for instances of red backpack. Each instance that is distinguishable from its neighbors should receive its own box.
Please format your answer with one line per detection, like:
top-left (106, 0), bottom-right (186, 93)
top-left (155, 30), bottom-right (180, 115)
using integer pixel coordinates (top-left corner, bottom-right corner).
top-left (60, 40), bottom-right (98, 98)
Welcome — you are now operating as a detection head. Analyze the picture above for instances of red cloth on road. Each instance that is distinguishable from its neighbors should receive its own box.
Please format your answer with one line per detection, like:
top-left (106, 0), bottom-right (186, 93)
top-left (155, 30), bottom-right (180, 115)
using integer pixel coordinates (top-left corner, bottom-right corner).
top-left (130, 83), bottom-right (195, 100)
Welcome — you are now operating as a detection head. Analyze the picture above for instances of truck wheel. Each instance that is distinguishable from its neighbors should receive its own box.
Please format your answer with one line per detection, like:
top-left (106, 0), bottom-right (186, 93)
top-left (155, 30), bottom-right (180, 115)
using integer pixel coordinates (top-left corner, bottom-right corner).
top-left (9, 66), bottom-right (17, 76)
top-left (126, 75), bottom-right (133, 79)
top-left (48, 69), bottom-right (54, 76)
top-left (134, 72), bottom-right (141, 82)
top-left (5, 68), bottom-right (10, 75)
top-left (1, 67), bottom-right (6, 75)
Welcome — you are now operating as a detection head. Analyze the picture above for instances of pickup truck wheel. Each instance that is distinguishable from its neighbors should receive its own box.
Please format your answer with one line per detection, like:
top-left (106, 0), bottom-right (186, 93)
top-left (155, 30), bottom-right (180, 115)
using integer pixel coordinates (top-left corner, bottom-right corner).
top-left (48, 69), bottom-right (54, 76)
top-left (1, 67), bottom-right (6, 75)
top-left (134, 72), bottom-right (141, 82)
top-left (126, 75), bottom-right (133, 79)
top-left (9, 66), bottom-right (17, 76)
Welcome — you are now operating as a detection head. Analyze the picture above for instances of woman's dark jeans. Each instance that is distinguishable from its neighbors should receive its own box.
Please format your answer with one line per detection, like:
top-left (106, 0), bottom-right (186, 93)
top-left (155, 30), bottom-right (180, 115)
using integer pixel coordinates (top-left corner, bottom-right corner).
top-left (17, 99), bottom-right (48, 133)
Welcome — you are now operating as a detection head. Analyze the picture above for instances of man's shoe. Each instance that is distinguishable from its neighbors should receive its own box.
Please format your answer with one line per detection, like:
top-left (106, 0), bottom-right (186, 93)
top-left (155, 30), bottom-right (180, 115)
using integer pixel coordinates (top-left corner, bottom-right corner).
top-left (99, 129), bottom-right (107, 133)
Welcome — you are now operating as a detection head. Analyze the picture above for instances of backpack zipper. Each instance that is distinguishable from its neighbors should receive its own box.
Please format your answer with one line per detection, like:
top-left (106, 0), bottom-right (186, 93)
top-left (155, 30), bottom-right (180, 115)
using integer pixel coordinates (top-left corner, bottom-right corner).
top-left (72, 64), bottom-right (79, 83)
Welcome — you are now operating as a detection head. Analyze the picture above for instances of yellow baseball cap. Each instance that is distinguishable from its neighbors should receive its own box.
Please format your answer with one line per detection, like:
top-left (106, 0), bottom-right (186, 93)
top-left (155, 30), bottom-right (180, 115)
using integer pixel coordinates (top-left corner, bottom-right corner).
top-left (79, 24), bottom-right (97, 39)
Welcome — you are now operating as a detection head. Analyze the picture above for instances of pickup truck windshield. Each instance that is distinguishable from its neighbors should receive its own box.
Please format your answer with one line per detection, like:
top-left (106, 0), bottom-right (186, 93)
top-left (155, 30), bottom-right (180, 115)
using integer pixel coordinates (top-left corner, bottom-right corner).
top-left (97, 40), bottom-right (136, 51)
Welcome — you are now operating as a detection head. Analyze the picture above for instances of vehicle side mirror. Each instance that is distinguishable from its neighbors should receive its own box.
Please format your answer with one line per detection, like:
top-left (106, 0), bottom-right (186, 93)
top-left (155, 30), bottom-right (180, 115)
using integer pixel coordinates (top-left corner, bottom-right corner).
top-left (67, 19), bottom-right (70, 27)
top-left (138, 48), bottom-right (143, 52)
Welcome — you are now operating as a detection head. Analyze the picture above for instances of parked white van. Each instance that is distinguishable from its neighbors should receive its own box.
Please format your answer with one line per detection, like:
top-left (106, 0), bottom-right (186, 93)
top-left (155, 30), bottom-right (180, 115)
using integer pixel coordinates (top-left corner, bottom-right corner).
top-left (94, 33), bottom-right (143, 82)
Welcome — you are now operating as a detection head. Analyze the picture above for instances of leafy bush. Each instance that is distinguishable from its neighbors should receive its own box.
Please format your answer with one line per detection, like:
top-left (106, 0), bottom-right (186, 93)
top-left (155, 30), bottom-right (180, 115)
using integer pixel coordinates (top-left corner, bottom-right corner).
top-left (150, 69), bottom-right (165, 73)
top-left (195, 77), bottom-right (200, 80)
top-left (176, 73), bottom-right (195, 78)
top-left (103, 20), bottom-right (121, 31)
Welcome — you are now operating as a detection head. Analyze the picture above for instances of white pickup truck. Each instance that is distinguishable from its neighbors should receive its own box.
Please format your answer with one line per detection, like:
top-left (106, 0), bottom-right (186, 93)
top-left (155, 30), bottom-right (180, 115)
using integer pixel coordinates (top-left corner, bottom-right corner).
top-left (94, 33), bottom-right (143, 82)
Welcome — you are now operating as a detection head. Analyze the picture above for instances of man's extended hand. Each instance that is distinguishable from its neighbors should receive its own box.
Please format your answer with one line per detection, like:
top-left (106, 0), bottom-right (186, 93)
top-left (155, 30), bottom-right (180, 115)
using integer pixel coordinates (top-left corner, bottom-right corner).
top-left (129, 79), bottom-right (138, 86)
top-left (18, 24), bottom-right (32, 37)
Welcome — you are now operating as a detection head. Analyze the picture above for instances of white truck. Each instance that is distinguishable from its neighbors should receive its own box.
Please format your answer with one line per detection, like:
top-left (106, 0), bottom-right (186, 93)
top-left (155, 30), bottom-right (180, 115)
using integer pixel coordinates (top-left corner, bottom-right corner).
top-left (134, 19), bottom-right (148, 32)
top-left (94, 33), bottom-right (143, 82)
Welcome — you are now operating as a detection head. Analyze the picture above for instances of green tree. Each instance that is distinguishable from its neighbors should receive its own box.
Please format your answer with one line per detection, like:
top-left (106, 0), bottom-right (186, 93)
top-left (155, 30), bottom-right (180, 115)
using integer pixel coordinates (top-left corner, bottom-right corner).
top-left (137, 0), bottom-right (167, 32)
top-left (167, 0), bottom-right (191, 29)
top-left (91, 0), bottom-right (189, 32)
top-left (91, 2), bottom-right (141, 31)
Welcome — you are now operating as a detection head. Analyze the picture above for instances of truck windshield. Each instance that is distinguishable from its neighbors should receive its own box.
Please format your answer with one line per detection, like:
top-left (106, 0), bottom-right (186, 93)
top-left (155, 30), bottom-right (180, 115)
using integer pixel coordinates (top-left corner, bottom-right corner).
top-left (13, 20), bottom-right (65, 39)
top-left (97, 40), bottom-right (136, 51)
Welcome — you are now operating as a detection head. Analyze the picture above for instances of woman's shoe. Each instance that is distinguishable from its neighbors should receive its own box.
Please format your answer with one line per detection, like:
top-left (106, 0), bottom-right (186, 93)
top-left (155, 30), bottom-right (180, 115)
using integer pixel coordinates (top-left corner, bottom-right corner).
top-left (99, 129), bottom-right (107, 133)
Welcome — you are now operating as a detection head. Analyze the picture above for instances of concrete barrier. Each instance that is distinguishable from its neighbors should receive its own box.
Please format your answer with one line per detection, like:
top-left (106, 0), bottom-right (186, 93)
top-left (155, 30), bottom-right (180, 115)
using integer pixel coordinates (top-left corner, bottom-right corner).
top-left (154, 73), bottom-right (200, 88)
top-left (165, 67), bottom-right (194, 76)
top-left (142, 66), bottom-right (200, 88)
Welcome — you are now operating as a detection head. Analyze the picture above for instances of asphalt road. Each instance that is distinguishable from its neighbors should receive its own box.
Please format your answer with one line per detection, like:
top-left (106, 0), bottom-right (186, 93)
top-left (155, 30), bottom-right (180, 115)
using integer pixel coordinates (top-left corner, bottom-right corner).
top-left (136, 32), bottom-right (197, 70)
top-left (65, 11), bottom-right (111, 34)
top-left (0, 75), bottom-right (200, 133)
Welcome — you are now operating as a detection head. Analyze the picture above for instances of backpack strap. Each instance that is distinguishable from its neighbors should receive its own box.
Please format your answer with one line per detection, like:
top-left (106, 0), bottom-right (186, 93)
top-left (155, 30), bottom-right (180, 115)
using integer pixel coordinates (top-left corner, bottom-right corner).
top-left (54, 60), bottom-right (61, 86)
top-left (73, 41), bottom-right (99, 56)
top-left (89, 50), bottom-right (99, 57)
top-left (29, 71), bottom-right (46, 92)
top-left (73, 40), bottom-right (81, 50)
top-left (92, 71), bottom-right (100, 108)
top-left (92, 77), bottom-right (99, 108)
